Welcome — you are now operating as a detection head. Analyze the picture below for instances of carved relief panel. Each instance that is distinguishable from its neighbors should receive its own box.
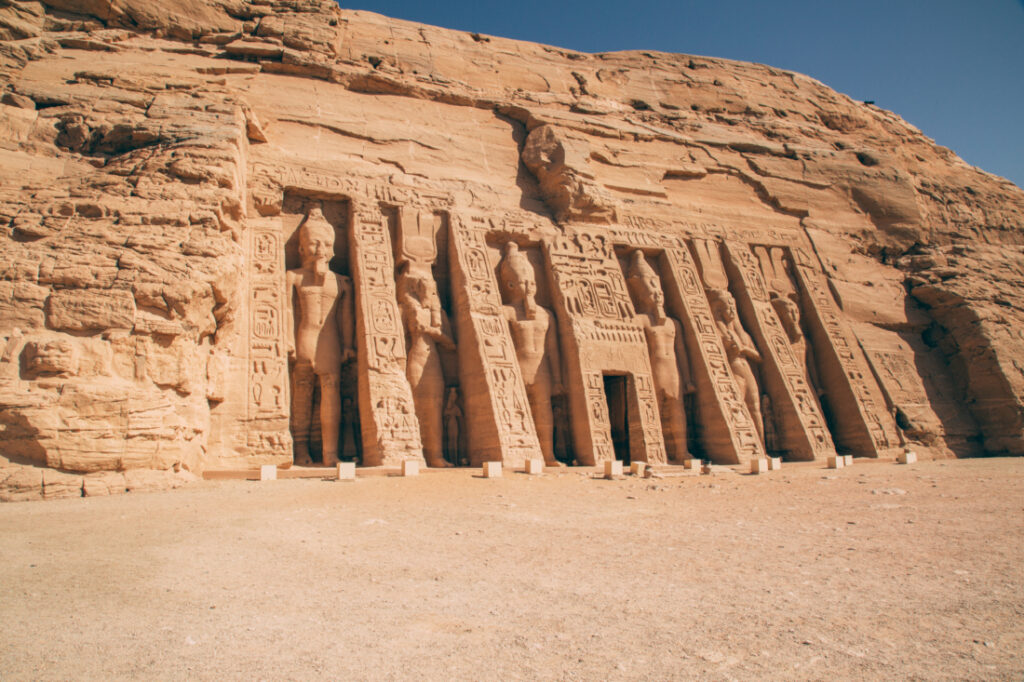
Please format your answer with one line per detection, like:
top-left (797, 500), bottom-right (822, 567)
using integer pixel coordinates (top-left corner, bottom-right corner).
top-left (448, 217), bottom-right (542, 466)
top-left (790, 247), bottom-right (900, 456)
top-left (245, 217), bottom-right (292, 460)
top-left (545, 229), bottom-right (666, 465)
top-left (660, 243), bottom-right (765, 465)
top-left (723, 241), bottom-right (835, 460)
top-left (350, 203), bottom-right (424, 466)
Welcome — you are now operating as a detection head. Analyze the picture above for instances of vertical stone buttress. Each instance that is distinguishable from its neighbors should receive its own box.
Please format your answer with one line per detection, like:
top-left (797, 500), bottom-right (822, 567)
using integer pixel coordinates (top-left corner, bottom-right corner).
top-left (723, 241), bottom-right (836, 461)
top-left (660, 244), bottom-right (766, 465)
top-left (448, 217), bottom-right (542, 467)
top-left (244, 216), bottom-right (293, 463)
top-left (790, 247), bottom-right (900, 456)
top-left (350, 203), bottom-right (424, 466)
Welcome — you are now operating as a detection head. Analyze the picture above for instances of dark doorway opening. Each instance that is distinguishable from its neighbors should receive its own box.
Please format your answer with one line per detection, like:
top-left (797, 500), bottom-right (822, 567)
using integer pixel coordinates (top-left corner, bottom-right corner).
top-left (603, 374), bottom-right (630, 464)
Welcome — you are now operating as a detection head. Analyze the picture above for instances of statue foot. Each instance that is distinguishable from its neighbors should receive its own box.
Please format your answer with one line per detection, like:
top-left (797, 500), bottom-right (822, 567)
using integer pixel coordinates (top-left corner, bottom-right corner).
top-left (426, 457), bottom-right (452, 468)
top-left (294, 444), bottom-right (312, 466)
top-left (323, 453), bottom-right (340, 467)
top-left (544, 459), bottom-right (566, 467)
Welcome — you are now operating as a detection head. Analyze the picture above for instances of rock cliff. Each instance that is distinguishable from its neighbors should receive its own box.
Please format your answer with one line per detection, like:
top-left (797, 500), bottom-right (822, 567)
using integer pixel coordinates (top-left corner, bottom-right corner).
top-left (1, 0), bottom-right (1022, 500)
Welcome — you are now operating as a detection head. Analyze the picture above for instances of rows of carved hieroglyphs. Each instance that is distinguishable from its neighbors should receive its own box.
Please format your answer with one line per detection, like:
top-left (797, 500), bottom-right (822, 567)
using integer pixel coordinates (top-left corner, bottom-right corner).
top-left (226, 171), bottom-right (903, 469)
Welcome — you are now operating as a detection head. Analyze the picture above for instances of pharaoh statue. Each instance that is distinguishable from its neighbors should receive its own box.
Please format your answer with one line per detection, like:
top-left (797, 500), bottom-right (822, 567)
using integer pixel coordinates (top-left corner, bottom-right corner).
top-left (708, 288), bottom-right (764, 440)
top-left (286, 206), bottom-right (354, 466)
top-left (626, 251), bottom-right (694, 462)
top-left (398, 263), bottom-right (455, 468)
top-left (499, 242), bottom-right (564, 466)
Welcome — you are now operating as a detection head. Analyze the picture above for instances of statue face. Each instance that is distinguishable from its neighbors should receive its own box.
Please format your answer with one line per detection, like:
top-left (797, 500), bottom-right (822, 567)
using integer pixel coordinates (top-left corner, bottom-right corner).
top-left (636, 275), bottom-right (664, 312)
top-left (300, 227), bottom-right (333, 269)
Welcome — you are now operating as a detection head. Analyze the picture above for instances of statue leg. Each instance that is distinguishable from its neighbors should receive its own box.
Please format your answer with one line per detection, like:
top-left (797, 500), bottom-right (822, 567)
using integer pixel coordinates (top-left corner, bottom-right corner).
top-left (661, 392), bottom-right (690, 462)
top-left (319, 373), bottom-right (341, 466)
top-left (290, 362), bottom-right (315, 465)
top-left (528, 380), bottom-right (559, 466)
top-left (740, 363), bottom-right (764, 441)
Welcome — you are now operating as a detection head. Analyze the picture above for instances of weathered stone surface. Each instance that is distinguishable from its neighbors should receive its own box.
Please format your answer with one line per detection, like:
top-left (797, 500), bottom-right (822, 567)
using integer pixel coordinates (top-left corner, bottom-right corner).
top-left (0, 0), bottom-right (1022, 501)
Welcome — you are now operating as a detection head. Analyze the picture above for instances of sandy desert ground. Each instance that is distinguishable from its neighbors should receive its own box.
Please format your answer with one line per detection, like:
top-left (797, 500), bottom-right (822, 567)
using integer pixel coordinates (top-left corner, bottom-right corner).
top-left (1, 457), bottom-right (1022, 681)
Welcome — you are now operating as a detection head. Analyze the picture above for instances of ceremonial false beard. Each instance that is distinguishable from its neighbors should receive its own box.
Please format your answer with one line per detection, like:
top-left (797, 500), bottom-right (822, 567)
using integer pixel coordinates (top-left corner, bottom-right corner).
top-left (314, 258), bottom-right (330, 277)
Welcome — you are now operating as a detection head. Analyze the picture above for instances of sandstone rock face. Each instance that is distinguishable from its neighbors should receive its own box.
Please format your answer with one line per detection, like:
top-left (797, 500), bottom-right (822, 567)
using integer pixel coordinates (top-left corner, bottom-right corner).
top-left (1, 0), bottom-right (1022, 498)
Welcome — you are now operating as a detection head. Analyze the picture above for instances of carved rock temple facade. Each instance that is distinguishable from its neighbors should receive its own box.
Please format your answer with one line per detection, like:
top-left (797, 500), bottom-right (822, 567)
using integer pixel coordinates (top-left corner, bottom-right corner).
top-left (1, 0), bottom-right (1023, 499)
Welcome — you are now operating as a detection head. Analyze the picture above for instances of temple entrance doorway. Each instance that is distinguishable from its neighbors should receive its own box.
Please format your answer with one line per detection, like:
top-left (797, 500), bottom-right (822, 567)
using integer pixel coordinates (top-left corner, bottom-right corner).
top-left (603, 374), bottom-right (630, 464)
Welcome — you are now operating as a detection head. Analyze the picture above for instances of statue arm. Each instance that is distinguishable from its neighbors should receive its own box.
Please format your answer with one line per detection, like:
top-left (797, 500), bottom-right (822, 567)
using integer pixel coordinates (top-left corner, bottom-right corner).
top-left (739, 326), bottom-right (761, 363)
top-left (285, 271), bottom-right (298, 360)
top-left (336, 275), bottom-right (355, 362)
top-left (432, 307), bottom-right (456, 351)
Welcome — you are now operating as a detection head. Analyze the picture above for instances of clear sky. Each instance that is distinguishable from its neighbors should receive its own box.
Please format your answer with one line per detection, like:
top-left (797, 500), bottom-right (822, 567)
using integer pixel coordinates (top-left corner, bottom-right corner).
top-left (340, 0), bottom-right (1024, 190)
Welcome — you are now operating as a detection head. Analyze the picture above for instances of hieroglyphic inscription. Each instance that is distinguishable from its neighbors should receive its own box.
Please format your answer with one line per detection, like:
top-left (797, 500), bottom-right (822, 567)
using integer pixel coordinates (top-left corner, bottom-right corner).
top-left (790, 247), bottom-right (898, 455)
top-left (663, 244), bottom-right (765, 464)
top-left (724, 241), bottom-right (835, 460)
top-left (350, 203), bottom-right (424, 465)
top-left (546, 231), bottom-right (665, 465)
top-left (449, 219), bottom-right (540, 466)
top-left (246, 221), bottom-right (291, 457)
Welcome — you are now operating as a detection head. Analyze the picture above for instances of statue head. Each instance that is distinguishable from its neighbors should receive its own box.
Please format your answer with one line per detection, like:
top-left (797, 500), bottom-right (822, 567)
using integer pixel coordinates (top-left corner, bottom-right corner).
top-left (771, 294), bottom-right (801, 338)
top-left (707, 288), bottom-right (737, 323)
top-left (298, 207), bottom-right (334, 275)
top-left (499, 242), bottom-right (538, 317)
top-left (627, 251), bottom-right (665, 317)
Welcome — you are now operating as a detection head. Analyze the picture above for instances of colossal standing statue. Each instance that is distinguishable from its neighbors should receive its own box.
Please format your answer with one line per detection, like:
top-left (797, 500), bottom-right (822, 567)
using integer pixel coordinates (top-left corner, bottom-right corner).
top-left (398, 264), bottom-right (455, 468)
top-left (499, 242), bottom-right (564, 466)
top-left (708, 288), bottom-right (765, 441)
top-left (286, 207), bottom-right (354, 466)
top-left (627, 251), bottom-right (694, 461)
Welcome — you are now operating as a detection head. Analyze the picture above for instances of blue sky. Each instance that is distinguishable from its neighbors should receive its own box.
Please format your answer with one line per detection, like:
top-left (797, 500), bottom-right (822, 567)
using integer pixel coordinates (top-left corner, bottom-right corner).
top-left (341, 0), bottom-right (1024, 190)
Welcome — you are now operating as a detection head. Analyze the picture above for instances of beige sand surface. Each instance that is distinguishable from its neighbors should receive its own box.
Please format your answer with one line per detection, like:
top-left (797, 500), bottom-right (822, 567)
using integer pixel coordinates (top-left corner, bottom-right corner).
top-left (1, 457), bottom-right (1022, 680)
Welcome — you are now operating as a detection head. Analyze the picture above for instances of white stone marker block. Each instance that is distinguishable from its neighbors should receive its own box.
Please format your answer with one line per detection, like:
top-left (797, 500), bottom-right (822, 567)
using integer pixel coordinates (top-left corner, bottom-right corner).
top-left (259, 464), bottom-right (277, 481)
top-left (750, 458), bottom-right (769, 474)
top-left (768, 457), bottom-right (782, 471)
top-left (843, 455), bottom-right (854, 467)
top-left (898, 450), bottom-right (918, 464)
top-left (337, 462), bottom-right (356, 480)
top-left (827, 455), bottom-right (845, 469)
top-left (604, 460), bottom-right (623, 479)
top-left (525, 459), bottom-right (544, 475)
top-left (630, 461), bottom-right (646, 476)
top-left (401, 460), bottom-right (419, 477)
top-left (483, 461), bottom-right (502, 478)
top-left (683, 459), bottom-right (698, 470)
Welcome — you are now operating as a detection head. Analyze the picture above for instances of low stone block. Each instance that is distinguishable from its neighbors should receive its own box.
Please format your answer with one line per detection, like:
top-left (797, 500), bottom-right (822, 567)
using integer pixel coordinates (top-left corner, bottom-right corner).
top-left (700, 462), bottom-right (712, 475)
top-left (337, 462), bottom-right (356, 480)
top-left (768, 457), bottom-right (782, 471)
top-left (259, 464), bottom-right (277, 481)
top-left (898, 450), bottom-right (918, 464)
top-left (750, 458), bottom-right (769, 474)
top-left (828, 456), bottom-right (845, 469)
top-left (630, 461), bottom-right (646, 476)
top-left (843, 455), bottom-right (854, 467)
top-left (483, 461), bottom-right (502, 478)
top-left (83, 471), bottom-right (127, 497)
top-left (525, 459), bottom-right (544, 475)
top-left (604, 460), bottom-right (623, 479)
top-left (401, 460), bottom-right (419, 477)
top-left (0, 466), bottom-right (44, 502)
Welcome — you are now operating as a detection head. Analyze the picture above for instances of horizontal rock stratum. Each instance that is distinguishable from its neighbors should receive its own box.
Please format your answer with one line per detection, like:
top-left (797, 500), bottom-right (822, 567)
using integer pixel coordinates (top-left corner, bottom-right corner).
top-left (1, 0), bottom-right (1022, 501)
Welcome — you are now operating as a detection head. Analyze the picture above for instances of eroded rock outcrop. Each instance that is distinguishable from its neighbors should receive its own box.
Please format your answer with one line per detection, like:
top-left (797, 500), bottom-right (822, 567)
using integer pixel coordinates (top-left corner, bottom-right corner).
top-left (1, 0), bottom-right (1022, 500)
